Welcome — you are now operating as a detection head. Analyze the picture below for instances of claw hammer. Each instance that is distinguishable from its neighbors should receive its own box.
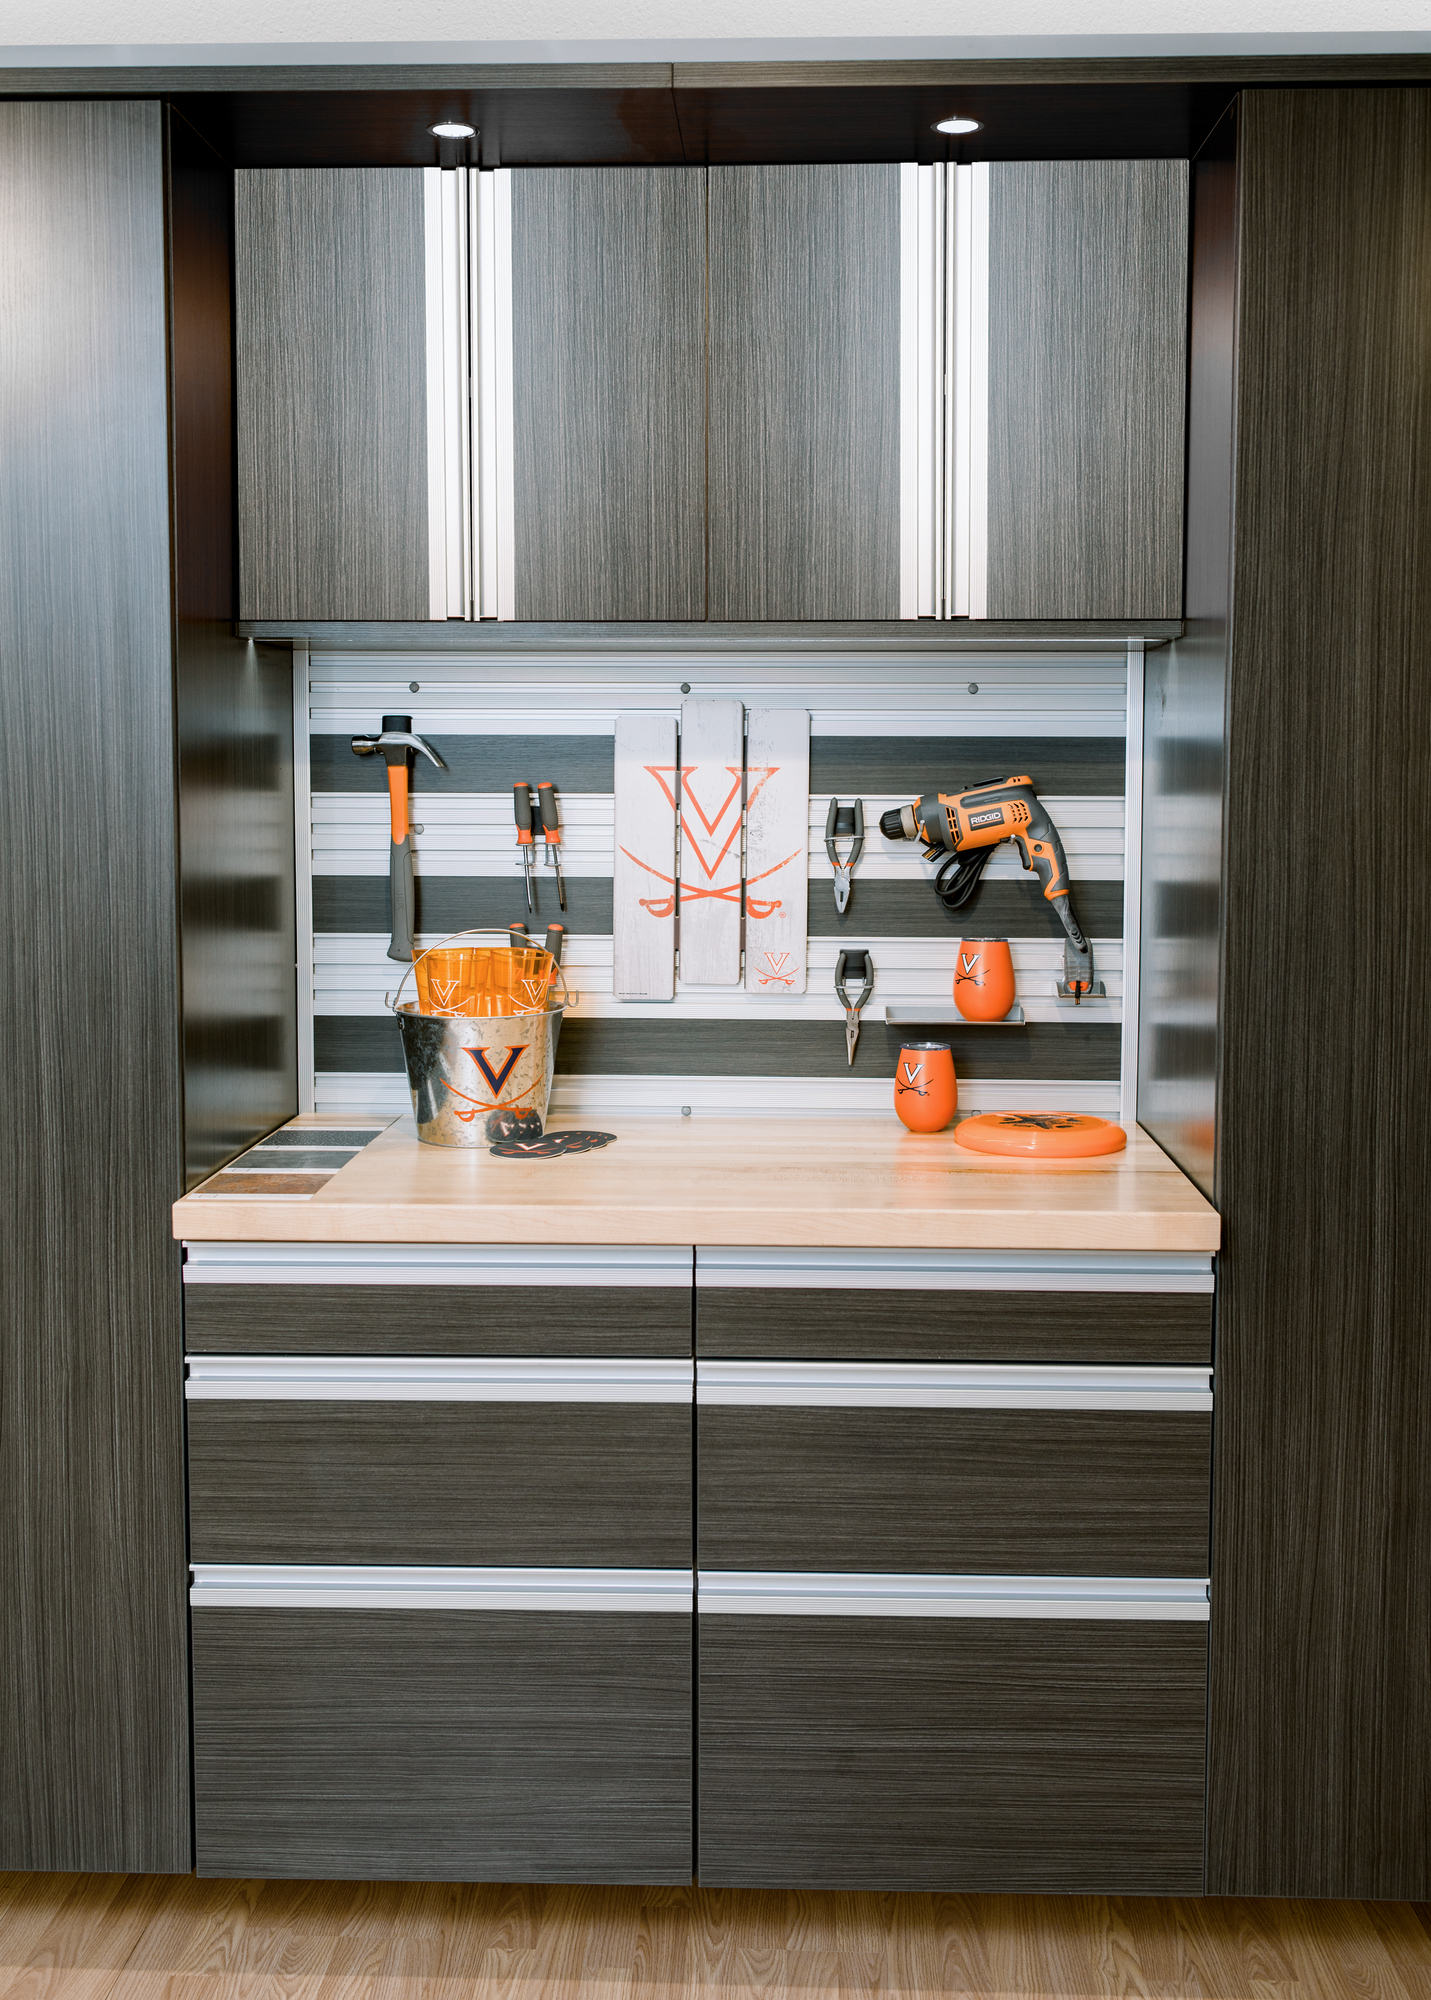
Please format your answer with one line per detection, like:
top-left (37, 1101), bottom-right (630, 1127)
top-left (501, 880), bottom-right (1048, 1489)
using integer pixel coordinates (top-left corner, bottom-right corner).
top-left (351, 715), bottom-right (444, 962)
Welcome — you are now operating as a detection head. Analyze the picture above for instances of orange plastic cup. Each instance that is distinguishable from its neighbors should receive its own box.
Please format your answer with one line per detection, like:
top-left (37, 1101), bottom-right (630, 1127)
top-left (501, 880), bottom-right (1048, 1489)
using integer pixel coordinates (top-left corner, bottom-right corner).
top-left (415, 947), bottom-right (493, 1016)
top-left (954, 937), bottom-right (1016, 1022)
top-left (894, 1040), bottom-right (958, 1133)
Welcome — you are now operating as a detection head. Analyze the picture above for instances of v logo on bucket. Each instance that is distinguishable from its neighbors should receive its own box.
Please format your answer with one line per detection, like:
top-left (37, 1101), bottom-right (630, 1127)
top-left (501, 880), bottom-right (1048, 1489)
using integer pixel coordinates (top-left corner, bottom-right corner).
top-left (466, 1045), bottom-right (527, 1095)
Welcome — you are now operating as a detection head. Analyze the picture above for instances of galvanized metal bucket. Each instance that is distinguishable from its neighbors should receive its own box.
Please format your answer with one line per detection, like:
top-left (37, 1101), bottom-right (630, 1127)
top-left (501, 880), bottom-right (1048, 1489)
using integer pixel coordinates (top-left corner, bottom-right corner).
top-left (388, 929), bottom-right (570, 1148)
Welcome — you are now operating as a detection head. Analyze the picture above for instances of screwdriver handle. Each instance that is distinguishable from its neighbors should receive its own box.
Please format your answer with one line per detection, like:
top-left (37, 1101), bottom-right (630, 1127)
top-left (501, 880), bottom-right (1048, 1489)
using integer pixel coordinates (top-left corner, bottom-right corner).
top-left (509, 921), bottom-right (528, 943)
top-left (543, 923), bottom-right (565, 968)
top-left (512, 783), bottom-right (534, 844)
top-left (536, 782), bottom-right (561, 844)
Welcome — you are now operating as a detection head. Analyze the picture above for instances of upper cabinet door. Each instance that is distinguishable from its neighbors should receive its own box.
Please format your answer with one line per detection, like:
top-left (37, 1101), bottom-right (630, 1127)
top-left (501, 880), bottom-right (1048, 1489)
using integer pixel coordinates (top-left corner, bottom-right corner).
top-left (708, 165), bottom-right (902, 622)
top-left (511, 169), bottom-right (706, 622)
top-left (984, 160), bottom-right (1189, 621)
top-left (235, 170), bottom-right (429, 622)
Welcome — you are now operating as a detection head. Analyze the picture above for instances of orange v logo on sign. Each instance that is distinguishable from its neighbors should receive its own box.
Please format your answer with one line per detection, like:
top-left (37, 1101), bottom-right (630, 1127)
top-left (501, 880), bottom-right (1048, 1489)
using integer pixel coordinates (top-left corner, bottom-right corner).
top-left (466, 1045), bottom-right (526, 1096)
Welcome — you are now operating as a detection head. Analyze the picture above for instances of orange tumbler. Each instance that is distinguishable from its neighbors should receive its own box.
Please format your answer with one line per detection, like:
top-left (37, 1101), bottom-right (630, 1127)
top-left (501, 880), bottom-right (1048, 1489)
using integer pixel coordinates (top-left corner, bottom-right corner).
top-left (894, 1040), bottom-right (957, 1134)
top-left (954, 937), bottom-right (1016, 1022)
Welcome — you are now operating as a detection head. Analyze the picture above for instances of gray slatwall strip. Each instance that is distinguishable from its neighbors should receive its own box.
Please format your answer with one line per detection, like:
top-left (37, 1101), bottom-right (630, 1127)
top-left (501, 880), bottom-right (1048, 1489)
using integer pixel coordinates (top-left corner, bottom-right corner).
top-left (311, 877), bottom-right (1124, 941)
top-left (314, 1016), bottom-right (1121, 1081)
top-left (312, 735), bottom-right (1125, 798)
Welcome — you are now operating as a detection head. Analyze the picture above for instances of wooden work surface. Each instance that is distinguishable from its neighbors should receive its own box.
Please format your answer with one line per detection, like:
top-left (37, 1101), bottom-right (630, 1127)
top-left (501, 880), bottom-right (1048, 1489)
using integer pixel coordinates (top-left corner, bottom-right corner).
top-left (173, 1116), bottom-right (1219, 1252)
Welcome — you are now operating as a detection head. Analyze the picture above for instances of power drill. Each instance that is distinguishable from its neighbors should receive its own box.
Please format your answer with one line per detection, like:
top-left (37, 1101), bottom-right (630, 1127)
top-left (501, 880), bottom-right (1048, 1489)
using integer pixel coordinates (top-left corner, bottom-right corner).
top-left (880, 776), bottom-right (1102, 1002)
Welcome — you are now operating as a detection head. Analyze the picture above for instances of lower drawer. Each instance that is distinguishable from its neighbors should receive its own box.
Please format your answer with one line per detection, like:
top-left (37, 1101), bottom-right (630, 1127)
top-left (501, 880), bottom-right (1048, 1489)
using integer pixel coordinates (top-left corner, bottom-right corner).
top-left (698, 1600), bottom-right (1207, 1893)
top-left (192, 1578), bottom-right (692, 1882)
top-left (186, 1364), bottom-right (691, 1567)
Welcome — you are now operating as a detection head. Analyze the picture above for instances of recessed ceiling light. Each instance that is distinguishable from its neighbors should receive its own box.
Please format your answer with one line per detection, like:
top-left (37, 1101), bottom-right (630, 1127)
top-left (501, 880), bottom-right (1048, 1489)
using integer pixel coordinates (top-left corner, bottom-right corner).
top-left (934, 116), bottom-right (982, 135)
top-left (430, 121), bottom-right (476, 139)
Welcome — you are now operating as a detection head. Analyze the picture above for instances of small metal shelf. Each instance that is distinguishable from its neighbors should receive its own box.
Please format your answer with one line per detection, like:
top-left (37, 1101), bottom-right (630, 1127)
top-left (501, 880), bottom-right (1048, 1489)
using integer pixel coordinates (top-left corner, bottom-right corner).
top-left (884, 1005), bottom-right (1026, 1027)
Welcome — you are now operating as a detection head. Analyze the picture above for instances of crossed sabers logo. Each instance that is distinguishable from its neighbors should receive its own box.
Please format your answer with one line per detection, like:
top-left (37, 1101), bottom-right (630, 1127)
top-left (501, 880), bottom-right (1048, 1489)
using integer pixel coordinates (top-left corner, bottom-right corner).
top-left (438, 1044), bottom-right (534, 1124)
top-left (897, 1058), bottom-right (929, 1099)
top-left (618, 764), bottom-right (803, 920)
top-left (757, 949), bottom-right (798, 988)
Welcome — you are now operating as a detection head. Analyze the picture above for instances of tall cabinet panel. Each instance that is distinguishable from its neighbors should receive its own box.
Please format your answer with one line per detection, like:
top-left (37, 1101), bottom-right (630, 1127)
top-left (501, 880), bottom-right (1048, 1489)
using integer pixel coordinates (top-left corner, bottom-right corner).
top-left (512, 169), bottom-right (706, 621)
top-left (236, 169), bottom-right (429, 621)
top-left (0, 99), bottom-right (190, 1872)
top-left (708, 164), bottom-right (901, 621)
top-left (985, 160), bottom-right (1189, 620)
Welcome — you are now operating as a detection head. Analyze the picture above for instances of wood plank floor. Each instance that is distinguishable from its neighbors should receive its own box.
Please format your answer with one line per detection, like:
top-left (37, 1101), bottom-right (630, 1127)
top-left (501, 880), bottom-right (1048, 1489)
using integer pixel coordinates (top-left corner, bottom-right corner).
top-left (2, 1876), bottom-right (1429, 2000)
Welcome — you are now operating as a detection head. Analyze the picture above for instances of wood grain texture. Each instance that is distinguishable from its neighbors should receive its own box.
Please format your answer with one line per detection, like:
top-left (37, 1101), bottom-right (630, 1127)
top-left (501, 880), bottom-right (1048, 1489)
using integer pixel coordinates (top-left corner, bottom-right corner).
top-left (192, 1608), bottom-right (691, 1882)
top-left (173, 1117), bottom-right (1222, 1253)
top-left (512, 169), bottom-right (706, 621)
top-left (0, 100), bottom-right (190, 1874)
top-left (699, 1617), bottom-right (1207, 1892)
top-left (1135, 146), bottom-right (1234, 1203)
top-left (187, 1400), bottom-right (692, 1566)
top-left (697, 1286), bottom-right (1212, 1362)
top-left (1208, 89), bottom-right (1431, 1901)
top-left (986, 160), bottom-right (1189, 620)
top-left (235, 168), bottom-right (428, 620)
top-left (698, 1407), bottom-right (1209, 1576)
top-left (3, 1869), bottom-right (1429, 2000)
top-left (708, 165), bottom-right (900, 621)
top-left (185, 1282), bottom-right (692, 1355)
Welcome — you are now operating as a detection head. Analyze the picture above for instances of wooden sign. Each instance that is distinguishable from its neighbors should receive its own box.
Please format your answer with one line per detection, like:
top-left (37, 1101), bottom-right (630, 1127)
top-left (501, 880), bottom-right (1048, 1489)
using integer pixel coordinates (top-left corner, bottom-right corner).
top-left (744, 708), bottom-right (810, 995)
top-left (678, 699), bottom-right (745, 987)
top-left (612, 712), bottom-right (678, 1000)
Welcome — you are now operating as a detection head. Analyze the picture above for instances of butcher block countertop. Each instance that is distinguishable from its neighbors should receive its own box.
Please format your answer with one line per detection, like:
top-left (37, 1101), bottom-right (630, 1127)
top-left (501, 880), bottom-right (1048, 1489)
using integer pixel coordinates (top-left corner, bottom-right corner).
top-left (173, 1115), bottom-right (1220, 1253)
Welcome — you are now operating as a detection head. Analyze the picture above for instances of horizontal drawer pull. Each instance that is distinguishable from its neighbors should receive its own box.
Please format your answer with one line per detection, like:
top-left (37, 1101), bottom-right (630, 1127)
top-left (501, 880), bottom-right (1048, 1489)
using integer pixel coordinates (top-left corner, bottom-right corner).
top-left (183, 1242), bottom-right (695, 1287)
top-left (191, 1563), bottom-right (693, 1611)
top-left (697, 1361), bottom-right (1211, 1410)
top-left (186, 1355), bottom-right (694, 1401)
top-left (695, 1247), bottom-right (1213, 1293)
top-left (698, 1571), bottom-right (1210, 1621)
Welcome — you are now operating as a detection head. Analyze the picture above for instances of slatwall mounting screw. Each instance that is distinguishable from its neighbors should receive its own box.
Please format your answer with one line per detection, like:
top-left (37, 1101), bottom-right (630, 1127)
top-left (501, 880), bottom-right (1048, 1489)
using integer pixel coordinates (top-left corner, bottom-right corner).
top-left (967, 682), bottom-right (979, 694)
top-left (409, 681), bottom-right (420, 692)
top-left (681, 1105), bottom-right (692, 1117)
top-left (680, 682), bottom-right (691, 693)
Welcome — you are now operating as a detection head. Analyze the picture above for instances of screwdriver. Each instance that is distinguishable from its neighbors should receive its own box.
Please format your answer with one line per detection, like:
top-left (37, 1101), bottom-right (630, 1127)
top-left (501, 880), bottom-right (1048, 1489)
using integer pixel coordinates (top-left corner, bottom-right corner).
top-left (512, 782), bottom-right (535, 912)
top-left (536, 781), bottom-right (566, 910)
top-left (542, 923), bottom-right (565, 1002)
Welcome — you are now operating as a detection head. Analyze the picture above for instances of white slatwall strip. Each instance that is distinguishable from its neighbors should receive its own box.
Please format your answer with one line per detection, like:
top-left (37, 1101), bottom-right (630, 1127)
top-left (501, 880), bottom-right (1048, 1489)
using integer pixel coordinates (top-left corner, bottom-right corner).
top-left (315, 934), bottom-right (1125, 1023)
top-left (309, 792), bottom-right (1123, 883)
top-left (315, 1073), bottom-right (1124, 1120)
top-left (305, 653), bottom-right (1129, 736)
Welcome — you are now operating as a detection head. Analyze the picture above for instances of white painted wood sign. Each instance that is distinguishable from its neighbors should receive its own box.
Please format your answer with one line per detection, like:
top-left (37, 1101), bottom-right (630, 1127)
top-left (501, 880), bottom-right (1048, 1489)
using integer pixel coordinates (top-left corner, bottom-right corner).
top-left (744, 708), bottom-right (810, 995)
top-left (612, 713), bottom-right (678, 1000)
top-left (678, 699), bottom-right (744, 987)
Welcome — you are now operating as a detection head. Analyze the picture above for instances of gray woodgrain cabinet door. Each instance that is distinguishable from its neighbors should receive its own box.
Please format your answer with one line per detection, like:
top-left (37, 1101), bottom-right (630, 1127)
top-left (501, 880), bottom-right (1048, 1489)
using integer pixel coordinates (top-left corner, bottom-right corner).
top-left (699, 1615), bottom-right (1206, 1891)
top-left (708, 164), bottom-right (901, 621)
top-left (235, 169), bottom-right (429, 620)
top-left (194, 1607), bottom-right (691, 1882)
top-left (985, 159), bottom-right (1189, 619)
top-left (512, 168), bottom-right (706, 621)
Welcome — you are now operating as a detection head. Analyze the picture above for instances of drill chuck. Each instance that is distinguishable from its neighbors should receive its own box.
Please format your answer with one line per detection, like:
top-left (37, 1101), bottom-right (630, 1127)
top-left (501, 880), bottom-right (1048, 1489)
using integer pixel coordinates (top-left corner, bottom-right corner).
top-left (880, 806), bottom-right (915, 841)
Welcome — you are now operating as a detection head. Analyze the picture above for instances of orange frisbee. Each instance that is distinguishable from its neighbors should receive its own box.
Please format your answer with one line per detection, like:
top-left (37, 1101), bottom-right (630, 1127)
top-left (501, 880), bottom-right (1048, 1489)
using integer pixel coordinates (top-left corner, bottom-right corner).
top-left (954, 1112), bottom-right (1127, 1159)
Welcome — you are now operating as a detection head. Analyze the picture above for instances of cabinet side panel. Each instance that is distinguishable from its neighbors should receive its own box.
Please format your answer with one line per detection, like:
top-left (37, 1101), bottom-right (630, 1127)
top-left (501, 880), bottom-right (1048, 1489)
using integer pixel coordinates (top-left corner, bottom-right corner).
top-left (1209, 88), bottom-right (1431, 1900)
top-left (986, 160), bottom-right (1189, 620)
top-left (235, 168), bottom-right (428, 620)
top-left (0, 100), bottom-right (190, 1871)
top-left (709, 163), bottom-right (900, 621)
top-left (511, 168), bottom-right (706, 621)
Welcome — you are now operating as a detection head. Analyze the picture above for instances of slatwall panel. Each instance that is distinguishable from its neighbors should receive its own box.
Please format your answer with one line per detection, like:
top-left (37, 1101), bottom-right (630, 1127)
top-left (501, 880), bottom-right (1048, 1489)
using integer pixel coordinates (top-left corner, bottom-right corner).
top-left (303, 652), bottom-right (1132, 1118)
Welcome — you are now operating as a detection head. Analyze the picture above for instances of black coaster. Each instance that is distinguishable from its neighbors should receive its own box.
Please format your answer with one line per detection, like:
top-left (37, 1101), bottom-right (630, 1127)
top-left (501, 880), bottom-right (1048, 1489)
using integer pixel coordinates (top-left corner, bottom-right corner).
top-left (489, 1130), bottom-right (618, 1159)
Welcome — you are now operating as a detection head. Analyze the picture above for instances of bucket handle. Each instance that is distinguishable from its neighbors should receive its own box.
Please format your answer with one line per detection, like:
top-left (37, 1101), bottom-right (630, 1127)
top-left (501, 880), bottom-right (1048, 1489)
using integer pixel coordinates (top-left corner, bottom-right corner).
top-left (385, 926), bottom-right (572, 1016)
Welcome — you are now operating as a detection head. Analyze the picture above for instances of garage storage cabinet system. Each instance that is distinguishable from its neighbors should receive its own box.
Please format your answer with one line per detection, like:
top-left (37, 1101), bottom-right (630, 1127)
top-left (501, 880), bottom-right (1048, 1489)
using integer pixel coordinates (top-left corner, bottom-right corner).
top-left (3, 69), bottom-right (1430, 1908)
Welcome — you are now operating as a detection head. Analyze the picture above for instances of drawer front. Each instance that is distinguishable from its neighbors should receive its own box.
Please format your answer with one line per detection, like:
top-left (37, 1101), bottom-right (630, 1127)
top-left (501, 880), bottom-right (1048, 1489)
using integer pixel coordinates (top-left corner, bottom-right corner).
top-left (697, 1286), bottom-right (1212, 1364)
top-left (698, 1404), bottom-right (1210, 1575)
top-left (193, 1604), bottom-right (692, 1882)
top-left (698, 1614), bottom-right (1206, 1892)
top-left (188, 1399), bottom-right (692, 1567)
top-left (185, 1282), bottom-right (692, 1356)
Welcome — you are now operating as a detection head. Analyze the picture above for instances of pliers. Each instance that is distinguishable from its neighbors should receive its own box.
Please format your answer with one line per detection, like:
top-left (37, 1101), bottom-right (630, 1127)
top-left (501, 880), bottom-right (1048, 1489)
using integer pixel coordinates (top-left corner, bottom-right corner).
top-left (835, 948), bottom-right (874, 1067)
top-left (825, 798), bottom-right (865, 914)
